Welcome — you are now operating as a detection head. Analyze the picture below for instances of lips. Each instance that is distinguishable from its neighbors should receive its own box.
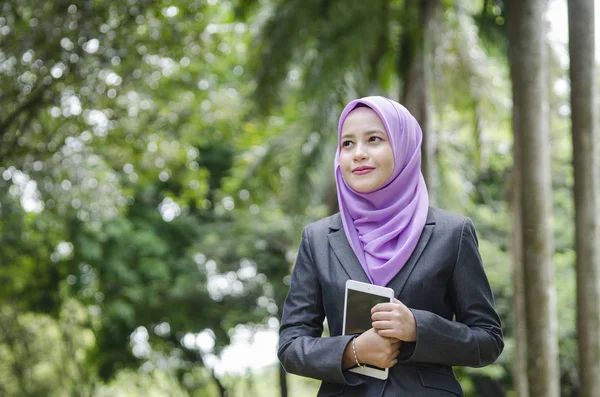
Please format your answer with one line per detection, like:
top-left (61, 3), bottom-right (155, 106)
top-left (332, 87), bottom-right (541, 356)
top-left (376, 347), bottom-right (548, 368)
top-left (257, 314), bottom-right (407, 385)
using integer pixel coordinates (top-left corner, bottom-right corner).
top-left (352, 166), bottom-right (374, 175)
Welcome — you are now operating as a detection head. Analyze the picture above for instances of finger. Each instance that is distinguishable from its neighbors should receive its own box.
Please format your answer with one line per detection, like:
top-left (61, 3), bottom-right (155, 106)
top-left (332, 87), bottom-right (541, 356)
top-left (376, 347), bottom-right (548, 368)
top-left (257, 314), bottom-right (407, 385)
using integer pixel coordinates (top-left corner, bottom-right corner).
top-left (388, 359), bottom-right (398, 368)
top-left (377, 329), bottom-right (396, 338)
top-left (372, 320), bottom-right (393, 330)
top-left (370, 302), bottom-right (397, 314)
top-left (391, 349), bottom-right (400, 359)
top-left (371, 312), bottom-right (393, 322)
top-left (390, 341), bottom-right (401, 349)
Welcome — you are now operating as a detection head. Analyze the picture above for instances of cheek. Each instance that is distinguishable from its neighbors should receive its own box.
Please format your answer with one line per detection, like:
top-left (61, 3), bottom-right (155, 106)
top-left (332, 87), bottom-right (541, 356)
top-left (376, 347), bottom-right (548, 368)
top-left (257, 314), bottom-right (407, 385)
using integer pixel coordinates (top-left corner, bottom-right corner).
top-left (387, 156), bottom-right (395, 174)
top-left (381, 148), bottom-right (395, 177)
top-left (339, 151), bottom-right (351, 170)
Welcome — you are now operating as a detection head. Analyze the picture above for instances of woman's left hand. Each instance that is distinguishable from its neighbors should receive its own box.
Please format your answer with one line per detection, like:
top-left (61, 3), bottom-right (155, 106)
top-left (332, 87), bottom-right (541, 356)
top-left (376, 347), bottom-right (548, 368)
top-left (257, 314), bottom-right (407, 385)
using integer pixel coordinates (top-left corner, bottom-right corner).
top-left (371, 298), bottom-right (417, 342)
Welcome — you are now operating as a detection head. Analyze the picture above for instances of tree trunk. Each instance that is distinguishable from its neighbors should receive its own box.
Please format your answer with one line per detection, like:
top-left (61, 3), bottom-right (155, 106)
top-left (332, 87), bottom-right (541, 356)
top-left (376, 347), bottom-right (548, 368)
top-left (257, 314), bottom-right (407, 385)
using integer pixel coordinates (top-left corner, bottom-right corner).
top-left (196, 350), bottom-right (229, 397)
top-left (472, 374), bottom-right (506, 397)
top-left (568, 1), bottom-right (600, 397)
top-left (279, 363), bottom-right (289, 397)
top-left (507, 5), bottom-right (529, 397)
top-left (507, 1), bottom-right (560, 396)
top-left (509, 103), bottom-right (529, 397)
top-left (211, 370), bottom-right (229, 397)
top-left (399, 0), bottom-right (438, 201)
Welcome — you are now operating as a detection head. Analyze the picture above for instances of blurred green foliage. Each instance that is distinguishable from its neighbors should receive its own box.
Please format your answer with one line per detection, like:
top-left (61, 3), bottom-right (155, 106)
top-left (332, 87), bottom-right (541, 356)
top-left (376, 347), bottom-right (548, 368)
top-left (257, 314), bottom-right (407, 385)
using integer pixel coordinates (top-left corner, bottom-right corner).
top-left (0, 0), bottom-right (594, 396)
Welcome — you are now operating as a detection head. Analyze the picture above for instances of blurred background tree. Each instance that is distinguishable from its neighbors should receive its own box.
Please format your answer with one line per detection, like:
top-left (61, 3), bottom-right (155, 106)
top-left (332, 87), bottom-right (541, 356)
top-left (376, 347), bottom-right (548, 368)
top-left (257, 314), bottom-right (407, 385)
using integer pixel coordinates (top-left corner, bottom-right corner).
top-left (0, 0), bottom-right (597, 396)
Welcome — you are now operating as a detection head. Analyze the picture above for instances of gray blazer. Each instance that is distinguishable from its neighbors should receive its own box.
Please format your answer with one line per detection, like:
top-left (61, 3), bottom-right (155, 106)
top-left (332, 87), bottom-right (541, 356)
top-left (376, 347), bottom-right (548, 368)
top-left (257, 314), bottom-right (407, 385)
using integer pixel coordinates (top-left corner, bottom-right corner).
top-left (278, 207), bottom-right (504, 397)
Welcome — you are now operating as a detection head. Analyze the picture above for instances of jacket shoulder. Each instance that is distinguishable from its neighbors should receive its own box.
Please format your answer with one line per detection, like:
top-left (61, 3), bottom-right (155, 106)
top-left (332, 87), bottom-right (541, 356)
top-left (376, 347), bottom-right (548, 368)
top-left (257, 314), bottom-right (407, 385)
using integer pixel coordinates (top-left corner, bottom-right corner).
top-left (303, 213), bottom-right (341, 236)
top-left (430, 207), bottom-right (470, 233)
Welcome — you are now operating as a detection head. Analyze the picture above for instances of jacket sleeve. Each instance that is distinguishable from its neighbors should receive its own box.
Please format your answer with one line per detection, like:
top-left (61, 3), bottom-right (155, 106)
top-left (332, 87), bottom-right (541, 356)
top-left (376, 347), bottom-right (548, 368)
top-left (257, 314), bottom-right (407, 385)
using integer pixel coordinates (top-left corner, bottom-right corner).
top-left (277, 227), bottom-right (364, 386)
top-left (398, 218), bottom-right (504, 366)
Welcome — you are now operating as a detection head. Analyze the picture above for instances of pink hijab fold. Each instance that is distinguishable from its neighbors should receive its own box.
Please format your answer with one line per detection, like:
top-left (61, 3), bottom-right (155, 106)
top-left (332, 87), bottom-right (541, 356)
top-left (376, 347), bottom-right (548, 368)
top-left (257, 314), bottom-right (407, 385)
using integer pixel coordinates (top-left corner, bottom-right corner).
top-left (334, 96), bottom-right (429, 286)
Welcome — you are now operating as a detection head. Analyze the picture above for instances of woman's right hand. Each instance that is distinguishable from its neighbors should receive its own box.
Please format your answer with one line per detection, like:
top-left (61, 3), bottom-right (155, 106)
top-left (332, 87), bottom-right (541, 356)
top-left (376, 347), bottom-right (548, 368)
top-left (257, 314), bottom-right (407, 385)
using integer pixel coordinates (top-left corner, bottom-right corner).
top-left (354, 328), bottom-right (401, 368)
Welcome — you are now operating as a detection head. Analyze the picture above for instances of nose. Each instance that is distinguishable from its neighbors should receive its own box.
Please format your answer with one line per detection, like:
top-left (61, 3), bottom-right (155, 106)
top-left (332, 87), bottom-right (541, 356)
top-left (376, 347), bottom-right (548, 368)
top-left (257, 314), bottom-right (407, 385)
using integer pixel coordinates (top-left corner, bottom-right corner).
top-left (352, 142), bottom-right (368, 162)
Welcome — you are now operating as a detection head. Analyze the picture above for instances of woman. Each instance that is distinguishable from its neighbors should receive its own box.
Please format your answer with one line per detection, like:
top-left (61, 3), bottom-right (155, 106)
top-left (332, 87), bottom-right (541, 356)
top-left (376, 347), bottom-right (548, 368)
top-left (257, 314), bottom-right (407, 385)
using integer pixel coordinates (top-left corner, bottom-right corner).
top-left (277, 96), bottom-right (504, 396)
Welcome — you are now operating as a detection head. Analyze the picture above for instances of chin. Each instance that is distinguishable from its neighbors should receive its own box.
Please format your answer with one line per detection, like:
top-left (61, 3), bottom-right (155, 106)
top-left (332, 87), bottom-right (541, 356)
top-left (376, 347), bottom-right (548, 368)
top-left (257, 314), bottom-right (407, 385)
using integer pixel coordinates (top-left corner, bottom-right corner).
top-left (342, 174), bottom-right (379, 193)
top-left (350, 183), bottom-right (375, 193)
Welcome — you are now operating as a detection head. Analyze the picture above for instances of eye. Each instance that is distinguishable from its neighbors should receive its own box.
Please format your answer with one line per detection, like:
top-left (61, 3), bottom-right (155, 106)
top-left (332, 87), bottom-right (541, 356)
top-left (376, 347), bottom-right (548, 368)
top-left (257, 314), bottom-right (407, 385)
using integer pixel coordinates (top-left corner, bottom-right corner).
top-left (342, 140), bottom-right (353, 147)
top-left (369, 136), bottom-right (382, 143)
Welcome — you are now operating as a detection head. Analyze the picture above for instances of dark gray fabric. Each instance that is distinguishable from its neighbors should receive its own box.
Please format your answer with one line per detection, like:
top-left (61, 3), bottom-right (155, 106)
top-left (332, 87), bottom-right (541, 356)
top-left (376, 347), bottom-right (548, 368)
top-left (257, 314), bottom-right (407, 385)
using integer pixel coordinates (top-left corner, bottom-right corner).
top-left (278, 207), bottom-right (504, 397)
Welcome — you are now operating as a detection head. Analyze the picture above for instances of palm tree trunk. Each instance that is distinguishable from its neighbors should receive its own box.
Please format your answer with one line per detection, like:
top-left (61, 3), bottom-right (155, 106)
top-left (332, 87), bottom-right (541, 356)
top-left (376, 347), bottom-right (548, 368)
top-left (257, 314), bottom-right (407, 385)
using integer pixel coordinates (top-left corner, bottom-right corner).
top-left (509, 103), bottom-right (529, 397)
top-left (507, 6), bottom-right (529, 397)
top-left (511, 175), bottom-right (529, 397)
top-left (507, 1), bottom-right (560, 396)
top-left (568, 2), bottom-right (600, 397)
top-left (399, 0), bottom-right (438, 200)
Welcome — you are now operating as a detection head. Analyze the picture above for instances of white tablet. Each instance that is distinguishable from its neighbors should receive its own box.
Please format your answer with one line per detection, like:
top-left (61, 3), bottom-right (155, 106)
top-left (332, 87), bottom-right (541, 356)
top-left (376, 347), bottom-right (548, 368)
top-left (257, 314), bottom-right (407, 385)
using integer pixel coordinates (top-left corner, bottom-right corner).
top-left (342, 279), bottom-right (395, 380)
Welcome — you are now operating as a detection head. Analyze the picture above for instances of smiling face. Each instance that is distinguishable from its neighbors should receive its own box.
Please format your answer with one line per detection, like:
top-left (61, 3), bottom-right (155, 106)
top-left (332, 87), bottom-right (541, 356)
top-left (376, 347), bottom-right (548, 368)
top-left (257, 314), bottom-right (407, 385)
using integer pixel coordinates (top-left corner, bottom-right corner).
top-left (339, 106), bottom-right (395, 193)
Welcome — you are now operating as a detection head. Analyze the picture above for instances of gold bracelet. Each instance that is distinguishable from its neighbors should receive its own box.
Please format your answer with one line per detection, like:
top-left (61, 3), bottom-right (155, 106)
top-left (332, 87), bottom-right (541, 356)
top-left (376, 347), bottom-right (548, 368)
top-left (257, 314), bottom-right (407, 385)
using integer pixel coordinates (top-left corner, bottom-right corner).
top-left (351, 337), bottom-right (364, 368)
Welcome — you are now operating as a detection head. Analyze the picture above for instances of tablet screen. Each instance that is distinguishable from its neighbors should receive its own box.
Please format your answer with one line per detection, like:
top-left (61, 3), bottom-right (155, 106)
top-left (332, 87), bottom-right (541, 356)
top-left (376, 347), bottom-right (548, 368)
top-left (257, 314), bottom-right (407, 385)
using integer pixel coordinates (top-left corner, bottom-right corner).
top-left (344, 289), bottom-right (390, 335)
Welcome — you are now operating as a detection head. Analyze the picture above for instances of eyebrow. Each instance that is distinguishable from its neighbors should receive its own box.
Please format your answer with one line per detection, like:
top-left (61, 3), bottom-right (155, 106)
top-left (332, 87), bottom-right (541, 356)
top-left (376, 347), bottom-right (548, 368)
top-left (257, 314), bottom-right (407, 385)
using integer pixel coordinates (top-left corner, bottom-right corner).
top-left (341, 129), bottom-right (387, 139)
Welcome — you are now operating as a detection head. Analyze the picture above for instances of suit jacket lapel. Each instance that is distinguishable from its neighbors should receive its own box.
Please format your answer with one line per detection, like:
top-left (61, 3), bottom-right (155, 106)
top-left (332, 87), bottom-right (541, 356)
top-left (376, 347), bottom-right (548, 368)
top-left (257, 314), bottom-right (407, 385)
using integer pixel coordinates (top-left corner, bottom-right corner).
top-left (327, 215), bottom-right (371, 283)
top-left (386, 209), bottom-right (436, 295)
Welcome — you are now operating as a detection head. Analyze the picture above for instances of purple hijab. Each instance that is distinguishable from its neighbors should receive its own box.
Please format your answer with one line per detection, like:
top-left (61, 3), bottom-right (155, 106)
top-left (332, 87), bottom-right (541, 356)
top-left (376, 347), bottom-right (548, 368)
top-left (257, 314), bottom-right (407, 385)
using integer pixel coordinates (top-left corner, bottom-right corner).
top-left (334, 96), bottom-right (429, 287)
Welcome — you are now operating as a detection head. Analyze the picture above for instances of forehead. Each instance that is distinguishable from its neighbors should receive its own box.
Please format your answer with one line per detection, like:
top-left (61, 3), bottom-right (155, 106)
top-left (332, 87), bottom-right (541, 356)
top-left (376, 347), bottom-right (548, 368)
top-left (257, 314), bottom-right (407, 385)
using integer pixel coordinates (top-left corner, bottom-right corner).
top-left (341, 107), bottom-right (387, 135)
